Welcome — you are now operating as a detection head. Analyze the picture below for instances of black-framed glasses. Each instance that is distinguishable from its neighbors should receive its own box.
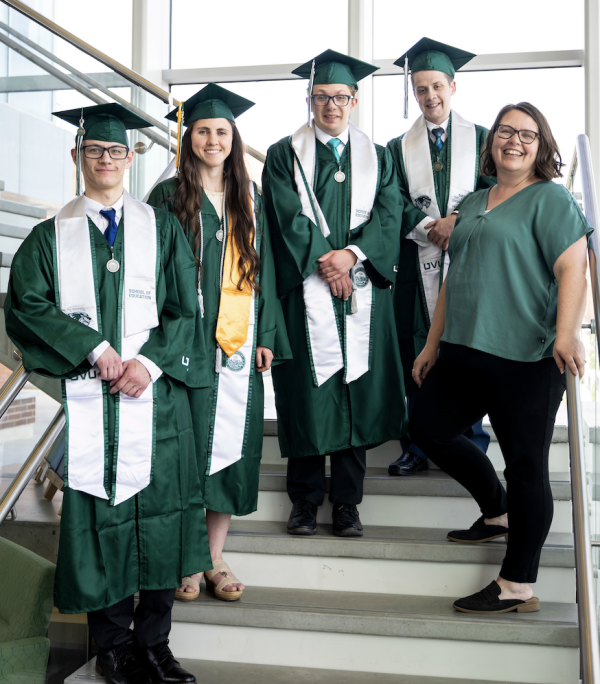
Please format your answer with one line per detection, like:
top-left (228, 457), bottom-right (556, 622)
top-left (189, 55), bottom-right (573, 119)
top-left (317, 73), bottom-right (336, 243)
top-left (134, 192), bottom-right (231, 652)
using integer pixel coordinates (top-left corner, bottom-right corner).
top-left (311, 94), bottom-right (353, 107)
top-left (82, 145), bottom-right (130, 160)
top-left (496, 125), bottom-right (539, 145)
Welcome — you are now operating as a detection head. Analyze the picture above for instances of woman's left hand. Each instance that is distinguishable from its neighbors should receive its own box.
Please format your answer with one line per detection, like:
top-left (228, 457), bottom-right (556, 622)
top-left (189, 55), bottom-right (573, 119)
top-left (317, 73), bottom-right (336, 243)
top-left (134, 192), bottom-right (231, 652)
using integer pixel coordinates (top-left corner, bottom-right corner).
top-left (553, 334), bottom-right (586, 377)
top-left (256, 346), bottom-right (274, 372)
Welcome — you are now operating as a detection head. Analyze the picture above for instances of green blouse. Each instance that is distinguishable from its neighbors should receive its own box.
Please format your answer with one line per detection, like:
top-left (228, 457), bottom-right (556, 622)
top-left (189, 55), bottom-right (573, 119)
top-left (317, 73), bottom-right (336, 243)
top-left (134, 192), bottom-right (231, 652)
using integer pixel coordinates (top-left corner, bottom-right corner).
top-left (442, 181), bottom-right (593, 362)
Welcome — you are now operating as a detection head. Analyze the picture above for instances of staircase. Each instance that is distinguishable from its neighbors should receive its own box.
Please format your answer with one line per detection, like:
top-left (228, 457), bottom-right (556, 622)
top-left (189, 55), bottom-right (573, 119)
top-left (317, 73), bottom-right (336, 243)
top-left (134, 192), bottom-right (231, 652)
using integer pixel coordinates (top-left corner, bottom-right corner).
top-left (7, 419), bottom-right (580, 684)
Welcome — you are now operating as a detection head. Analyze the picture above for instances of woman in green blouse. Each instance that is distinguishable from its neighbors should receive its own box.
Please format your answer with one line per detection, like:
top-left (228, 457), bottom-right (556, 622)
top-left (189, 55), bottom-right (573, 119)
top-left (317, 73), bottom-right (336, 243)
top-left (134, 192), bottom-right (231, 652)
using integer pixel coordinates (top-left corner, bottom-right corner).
top-left (410, 102), bottom-right (592, 615)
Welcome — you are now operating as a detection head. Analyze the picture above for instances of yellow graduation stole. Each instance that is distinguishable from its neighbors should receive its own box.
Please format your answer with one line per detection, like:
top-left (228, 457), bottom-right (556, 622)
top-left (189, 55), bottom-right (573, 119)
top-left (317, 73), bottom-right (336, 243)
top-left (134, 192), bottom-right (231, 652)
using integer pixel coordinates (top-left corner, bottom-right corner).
top-left (215, 202), bottom-right (254, 357)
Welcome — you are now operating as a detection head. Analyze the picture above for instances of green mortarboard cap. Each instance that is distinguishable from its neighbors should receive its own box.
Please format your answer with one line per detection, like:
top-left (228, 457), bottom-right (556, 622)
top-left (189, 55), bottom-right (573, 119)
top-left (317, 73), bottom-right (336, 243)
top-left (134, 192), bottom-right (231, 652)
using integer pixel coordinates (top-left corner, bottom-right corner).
top-left (394, 37), bottom-right (476, 79)
top-left (165, 83), bottom-right (254, 126)
top-left (53, 103), bottom-right (152, 146)
top-left (292, 49), bottom-right (379, 90)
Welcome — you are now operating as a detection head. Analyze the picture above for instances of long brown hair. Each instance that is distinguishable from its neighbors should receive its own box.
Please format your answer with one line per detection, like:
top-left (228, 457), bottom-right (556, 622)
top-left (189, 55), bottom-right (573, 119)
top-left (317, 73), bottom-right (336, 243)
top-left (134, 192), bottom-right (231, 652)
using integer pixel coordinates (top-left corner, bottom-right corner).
top-left (480, 102), bottom-right (564, 181)
top-left (173, 119), bottom-right (260, 290)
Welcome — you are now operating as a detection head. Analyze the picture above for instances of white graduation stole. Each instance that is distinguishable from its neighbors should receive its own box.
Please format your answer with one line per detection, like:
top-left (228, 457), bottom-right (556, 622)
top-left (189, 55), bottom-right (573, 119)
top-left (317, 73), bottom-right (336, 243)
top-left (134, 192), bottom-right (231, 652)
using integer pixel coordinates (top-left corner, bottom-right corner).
top-left (208, 183), bottom-right (258, 476)
top-left (55, 191), bottom-right (159, 506)
top-left (402, 110), bottom-right (477, 321)
top-left (291, 121), bottom-right (378, 387)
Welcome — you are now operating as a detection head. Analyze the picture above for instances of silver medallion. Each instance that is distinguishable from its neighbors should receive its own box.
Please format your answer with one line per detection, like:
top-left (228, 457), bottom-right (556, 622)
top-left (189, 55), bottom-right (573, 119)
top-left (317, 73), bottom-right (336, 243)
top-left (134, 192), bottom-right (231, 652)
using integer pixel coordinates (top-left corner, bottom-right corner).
top-left (434, 161), bottom-right (443, 173)
top-left (216, 229), bottom-right (224, 242)
top-left (334, 170), bottom-right (346, 183)
top-left (106, 259), bottom-right (120, 273)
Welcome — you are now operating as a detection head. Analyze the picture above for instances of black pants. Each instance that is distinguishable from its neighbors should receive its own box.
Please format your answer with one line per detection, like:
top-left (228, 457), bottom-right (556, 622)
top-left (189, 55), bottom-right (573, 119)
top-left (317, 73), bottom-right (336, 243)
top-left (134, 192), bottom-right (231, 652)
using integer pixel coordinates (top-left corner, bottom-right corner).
top-left (409, 343), bottom-right (565, 584)
top-left (87, 589), bottom-right (176, 650)
top-left (287, 446), bottom-right (367, 506)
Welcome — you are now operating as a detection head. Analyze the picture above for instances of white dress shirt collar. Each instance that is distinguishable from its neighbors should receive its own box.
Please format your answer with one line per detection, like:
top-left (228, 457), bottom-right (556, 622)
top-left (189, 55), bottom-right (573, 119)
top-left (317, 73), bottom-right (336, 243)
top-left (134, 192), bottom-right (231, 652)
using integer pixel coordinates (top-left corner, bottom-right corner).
top-left (84, 193), bottom-right (124, 232)
top-left (425, 116), bottom-right (449, 144)
top-left (315, 124), bottom-right (349, 153)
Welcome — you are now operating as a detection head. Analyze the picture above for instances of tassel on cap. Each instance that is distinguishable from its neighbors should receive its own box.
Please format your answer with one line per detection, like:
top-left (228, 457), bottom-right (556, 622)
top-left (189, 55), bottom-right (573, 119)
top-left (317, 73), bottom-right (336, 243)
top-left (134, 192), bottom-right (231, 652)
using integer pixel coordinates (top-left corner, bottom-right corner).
top-left (307, 59), bottom-right (315, 128)
top-left (75, 110), bottom-right (85, 196)
top-left (404, 56), bottom-right (409, 120)
top-left (175, 102), bottom-right (183, 173)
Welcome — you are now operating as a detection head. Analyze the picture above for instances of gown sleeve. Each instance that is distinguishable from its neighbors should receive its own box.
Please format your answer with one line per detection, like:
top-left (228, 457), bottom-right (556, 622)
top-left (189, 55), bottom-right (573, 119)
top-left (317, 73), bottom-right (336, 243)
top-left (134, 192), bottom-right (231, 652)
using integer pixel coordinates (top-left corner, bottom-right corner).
top-left (138, 211), bottom-right (209, 389)
top-left (4, 220), bottom-right (106, 378)
top-left (255, 189), bottom-right (293, 366)
top-left (347, 145), bottom-right (403, 287)
top-left (261, 140), bottom-right (333, 298)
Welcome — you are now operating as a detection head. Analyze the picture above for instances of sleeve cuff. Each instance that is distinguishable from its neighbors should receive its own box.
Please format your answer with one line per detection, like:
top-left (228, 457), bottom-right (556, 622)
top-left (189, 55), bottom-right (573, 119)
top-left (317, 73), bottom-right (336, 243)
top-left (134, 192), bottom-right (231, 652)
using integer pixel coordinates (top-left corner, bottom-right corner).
top-left (405, 216), bottom-right (433, 246)
top-left (135, 354), bottom-right (163, 383)
top-left (345, 245), bottom-right (367, 264)
top-left (87, 341), bottom-right (110, 366)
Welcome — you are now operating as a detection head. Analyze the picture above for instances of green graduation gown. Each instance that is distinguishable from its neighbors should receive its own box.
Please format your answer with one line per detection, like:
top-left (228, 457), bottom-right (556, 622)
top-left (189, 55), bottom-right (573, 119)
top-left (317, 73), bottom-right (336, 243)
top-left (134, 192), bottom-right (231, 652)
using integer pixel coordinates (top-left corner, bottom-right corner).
top-left (4, 208), bottom-right (212, 613)
top-left (147, 179), bottom-right (291, 516)
top-left (386, 117), bottom-right (496, 390)
top-left (261, 136), bottom-right (407, 458)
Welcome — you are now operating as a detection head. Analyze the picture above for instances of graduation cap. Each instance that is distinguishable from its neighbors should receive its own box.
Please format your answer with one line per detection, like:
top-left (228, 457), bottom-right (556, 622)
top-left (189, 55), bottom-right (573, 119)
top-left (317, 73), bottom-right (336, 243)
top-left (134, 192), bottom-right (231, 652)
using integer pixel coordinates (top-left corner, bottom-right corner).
top-left (292, 49), bottom-right (379, 127)
top-left (53, 103), bottom-right (153, 195)
top-left (394, 38), bottom-right (476, 119)
top-left (165, 83), bottom-right (254, 172)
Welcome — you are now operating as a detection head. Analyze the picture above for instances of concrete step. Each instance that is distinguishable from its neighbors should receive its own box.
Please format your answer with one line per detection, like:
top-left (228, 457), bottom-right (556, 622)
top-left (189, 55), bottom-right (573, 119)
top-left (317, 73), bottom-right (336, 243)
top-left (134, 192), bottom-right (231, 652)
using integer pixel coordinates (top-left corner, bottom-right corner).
top-left (241, 466), bottom-right (573, 534)
top-left (168, 587), bottom-right (579, 683)
top-left (0, 180), bottom-right (4, 192)
top-left (262, 425), bottom-right (572, 473)
top-left (221, 520), bottom-right (575, 603)
top-left (66, 657), bottom-right (533, 684)
top-left (0, 221), bottom-right (32, 240)
top-left (0, 197), bottom-right (46, 220)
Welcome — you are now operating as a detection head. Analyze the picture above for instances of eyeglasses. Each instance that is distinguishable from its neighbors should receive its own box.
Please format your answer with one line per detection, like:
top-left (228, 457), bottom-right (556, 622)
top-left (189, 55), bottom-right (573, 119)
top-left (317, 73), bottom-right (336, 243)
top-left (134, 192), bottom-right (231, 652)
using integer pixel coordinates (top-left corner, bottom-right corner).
top-left (311, 94), bottom-right (353, 107)
top-left (81, 145), bottom-right (130, 160)
top-left (496, 125), bottom-right (539, 145)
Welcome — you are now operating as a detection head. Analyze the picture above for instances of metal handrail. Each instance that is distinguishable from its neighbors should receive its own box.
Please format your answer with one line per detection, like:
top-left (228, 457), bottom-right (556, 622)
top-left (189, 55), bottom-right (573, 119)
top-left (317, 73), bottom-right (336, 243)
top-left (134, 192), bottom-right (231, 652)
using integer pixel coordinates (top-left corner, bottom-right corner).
top-left (0, 408), bottom-right (65, 526)
top-left (0, 0), bottom-right (266, 165)
top-left (566, 133), bottom-right (600, 683)
top-left (0, 364), bottom-right (31, 419)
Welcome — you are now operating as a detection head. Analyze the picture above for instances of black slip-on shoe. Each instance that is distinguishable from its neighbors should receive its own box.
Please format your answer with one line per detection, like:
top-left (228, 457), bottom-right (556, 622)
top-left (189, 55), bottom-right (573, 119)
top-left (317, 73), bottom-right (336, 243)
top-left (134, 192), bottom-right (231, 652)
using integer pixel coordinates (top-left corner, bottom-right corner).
top-left (135, 640), bottom-right (195, 683)
top-left (447, 515), bottom-right (508, 543)
top-left (453, 580), bottom-right (540, 614)
top-left (287, 500), bottom-right (318, 535)
top-left (96, 641), bottom-right (152, 684)
top-left (332, 503), bottom-right (363, 537)
top-left (388, 451), bottom-right (428, 476)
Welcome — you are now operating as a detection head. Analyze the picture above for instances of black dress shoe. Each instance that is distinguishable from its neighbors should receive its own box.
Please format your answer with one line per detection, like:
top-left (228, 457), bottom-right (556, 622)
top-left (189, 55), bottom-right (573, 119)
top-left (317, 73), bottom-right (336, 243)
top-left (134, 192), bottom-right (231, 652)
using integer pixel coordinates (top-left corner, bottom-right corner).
top-left (388, 451), bottom-right (428, 476)
top-left (136, 640), bottom-right (195, 683)
top-left (453, 580), bottom-right (540, 614)
top-left (287, 500), bottom-right (318, 535)
top-left (332, 503), bottom-right (363, 537)
top-left (96, 641), bottom-right (152, 684)
top-left (447, 515), bottom-right (509, 543)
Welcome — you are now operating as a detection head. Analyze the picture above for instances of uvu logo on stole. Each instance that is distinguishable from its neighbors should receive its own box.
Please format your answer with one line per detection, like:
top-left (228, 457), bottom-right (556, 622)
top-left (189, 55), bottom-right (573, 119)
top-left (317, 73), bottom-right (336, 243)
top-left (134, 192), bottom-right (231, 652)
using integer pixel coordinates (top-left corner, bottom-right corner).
top-left (69, 369), bottom-right (100, 381)
top-left (423, 260), bottom-right (443, 271)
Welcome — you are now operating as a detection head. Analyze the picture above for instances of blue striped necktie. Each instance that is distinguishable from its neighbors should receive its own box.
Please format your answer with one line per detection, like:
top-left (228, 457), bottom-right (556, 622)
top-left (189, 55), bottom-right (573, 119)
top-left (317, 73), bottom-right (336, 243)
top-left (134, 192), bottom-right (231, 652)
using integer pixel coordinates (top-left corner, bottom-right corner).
top-left (100, 208), bottom-right (118, 247)
top-left (433, 127), bottom-right (444, 154)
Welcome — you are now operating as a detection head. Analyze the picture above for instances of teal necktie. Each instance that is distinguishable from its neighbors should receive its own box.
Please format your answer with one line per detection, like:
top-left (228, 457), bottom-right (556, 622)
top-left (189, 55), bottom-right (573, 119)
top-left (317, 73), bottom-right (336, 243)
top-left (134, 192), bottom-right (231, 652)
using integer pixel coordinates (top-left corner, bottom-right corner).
top-left (327, 137), bottom-right (342, 162)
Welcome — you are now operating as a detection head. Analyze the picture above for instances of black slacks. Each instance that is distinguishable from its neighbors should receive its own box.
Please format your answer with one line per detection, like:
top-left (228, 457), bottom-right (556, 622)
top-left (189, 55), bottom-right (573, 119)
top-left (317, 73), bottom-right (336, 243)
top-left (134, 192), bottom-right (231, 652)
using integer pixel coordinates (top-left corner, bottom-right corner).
top-left (287, 446), bottom-right (367, 506)
top-left (409, 342), bottom-right (565, 584)
top-left (87, 588), bottom-right (176, 650)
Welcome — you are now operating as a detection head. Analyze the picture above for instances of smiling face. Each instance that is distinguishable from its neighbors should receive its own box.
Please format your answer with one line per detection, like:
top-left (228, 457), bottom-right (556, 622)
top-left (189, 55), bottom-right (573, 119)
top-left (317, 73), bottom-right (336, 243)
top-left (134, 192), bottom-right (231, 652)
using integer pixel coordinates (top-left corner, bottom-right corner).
top-left (491, 109), bottom-right (540, 181)
top-left (412, 70), bottom-right (455, 125)
top-left (190, 118), bottom-right (233, 172)
top-left (310, 83), bottom-right (357, 137)
top-left (72, 139), bottom-right (133, 194)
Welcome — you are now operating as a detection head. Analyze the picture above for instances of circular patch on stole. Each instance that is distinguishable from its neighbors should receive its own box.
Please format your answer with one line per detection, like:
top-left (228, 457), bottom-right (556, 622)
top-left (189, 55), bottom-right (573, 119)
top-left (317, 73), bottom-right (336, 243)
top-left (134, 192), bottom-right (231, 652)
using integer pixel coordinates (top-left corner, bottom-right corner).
top-left (354, 267), bottom-right (369, 289)
top-left (226, 351), bottom-right (246, 372)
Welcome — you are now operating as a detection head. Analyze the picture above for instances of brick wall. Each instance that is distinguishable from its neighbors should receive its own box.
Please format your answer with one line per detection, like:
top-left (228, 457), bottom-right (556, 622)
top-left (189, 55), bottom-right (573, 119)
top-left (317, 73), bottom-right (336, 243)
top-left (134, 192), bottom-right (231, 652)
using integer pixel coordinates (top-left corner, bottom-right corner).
top-left (0, 396), bottom-right (36, 430)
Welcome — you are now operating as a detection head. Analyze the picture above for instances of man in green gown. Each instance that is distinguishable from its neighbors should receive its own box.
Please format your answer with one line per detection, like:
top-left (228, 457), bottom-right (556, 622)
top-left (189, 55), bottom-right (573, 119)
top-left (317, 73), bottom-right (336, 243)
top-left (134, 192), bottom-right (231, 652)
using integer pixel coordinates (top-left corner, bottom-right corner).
top-left (4, 104), bottom-right (211, 684)
top-left (262, 50), bottom-right (407, 537)
top-left (386, 39), bottom-right (496, 477)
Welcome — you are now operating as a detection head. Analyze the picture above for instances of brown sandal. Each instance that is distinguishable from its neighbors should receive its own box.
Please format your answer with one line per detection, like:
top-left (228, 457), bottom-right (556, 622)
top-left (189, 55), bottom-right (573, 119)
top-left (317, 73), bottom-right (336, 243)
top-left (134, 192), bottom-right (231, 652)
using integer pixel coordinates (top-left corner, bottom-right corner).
top-left (205, 560), bottom-right (244, 601)
top-left (175, 573), bottom-right (203, 602)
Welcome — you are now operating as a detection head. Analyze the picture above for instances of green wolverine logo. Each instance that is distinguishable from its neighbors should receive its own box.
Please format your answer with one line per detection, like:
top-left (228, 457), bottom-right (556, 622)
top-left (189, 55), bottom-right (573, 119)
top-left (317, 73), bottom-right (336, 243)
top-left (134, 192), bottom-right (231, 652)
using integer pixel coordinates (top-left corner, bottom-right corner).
top-left (68, 311), bottom-right (92, 327)
top-left (227, 351), bottom-right (245, 372)
top-left (354, 267), bottom-right (369, 289)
